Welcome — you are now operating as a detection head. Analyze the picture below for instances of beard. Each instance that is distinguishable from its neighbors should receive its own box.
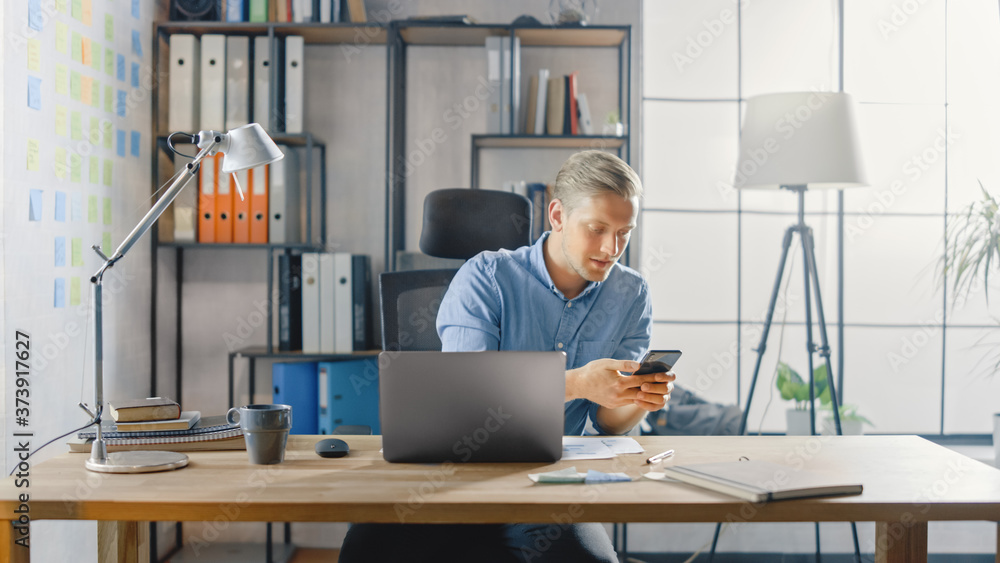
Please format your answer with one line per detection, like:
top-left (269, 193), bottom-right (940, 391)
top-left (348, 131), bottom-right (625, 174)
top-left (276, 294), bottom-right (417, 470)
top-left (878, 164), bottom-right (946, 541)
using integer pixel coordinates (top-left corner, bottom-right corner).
top-left (562, 235), bottom-right (617, 283)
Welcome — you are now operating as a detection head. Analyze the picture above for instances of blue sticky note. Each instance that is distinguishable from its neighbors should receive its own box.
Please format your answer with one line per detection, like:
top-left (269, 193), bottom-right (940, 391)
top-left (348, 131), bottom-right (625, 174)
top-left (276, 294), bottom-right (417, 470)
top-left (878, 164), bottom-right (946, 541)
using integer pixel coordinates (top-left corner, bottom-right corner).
top-left (55, 237), bottom-right (66, 267)
top-left (131, 62), bottom-right (139, 88)
top-left (27, 76), bottom-right (42, 110)
top-left (116, 54), bottom-right (125, 81)
top-left (71, 192), bottom-right (83, 221)
top-left (54, 278), bottom-right (66, 308)
top-left (132, 0), bottom-right (140, 19)
top-left (116, 129), bottom-right (126, 157)
top-left (130, 130), bottom-right (141, 157)
top-left (29, 189), bottom-right (43, 221)
top-left (55, 191), bottom-right (66, 221)
top-left (131, 30), bottom-right (142, 57)
top-left (29, 0), bottom-right (43, 30)
top-left (116, 89), bottom-right (126, 117)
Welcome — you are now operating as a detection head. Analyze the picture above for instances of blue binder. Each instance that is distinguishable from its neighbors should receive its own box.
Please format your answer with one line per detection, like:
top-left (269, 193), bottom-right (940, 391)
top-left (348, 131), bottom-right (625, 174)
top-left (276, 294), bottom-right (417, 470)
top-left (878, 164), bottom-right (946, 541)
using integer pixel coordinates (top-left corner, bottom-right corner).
top-left (272, 361), bottom-right (319, 435)
top-left (318, 359), bottom-right (380, 434)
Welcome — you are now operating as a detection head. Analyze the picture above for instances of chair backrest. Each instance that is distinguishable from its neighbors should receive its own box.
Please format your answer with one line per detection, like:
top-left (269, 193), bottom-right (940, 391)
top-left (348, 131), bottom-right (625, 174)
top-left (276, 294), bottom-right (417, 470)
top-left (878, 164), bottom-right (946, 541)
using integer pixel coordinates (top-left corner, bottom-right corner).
top-left (419, 188), bottom-right (532, 260)
top-left (379, 269), bottom-right (458, 351)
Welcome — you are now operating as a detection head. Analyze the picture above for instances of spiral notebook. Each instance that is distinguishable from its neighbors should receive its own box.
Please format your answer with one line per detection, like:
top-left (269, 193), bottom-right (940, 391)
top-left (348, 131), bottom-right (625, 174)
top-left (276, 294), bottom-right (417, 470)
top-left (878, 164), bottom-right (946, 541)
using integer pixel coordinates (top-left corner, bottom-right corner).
top-left (70, 415), bottom-right (245, 453)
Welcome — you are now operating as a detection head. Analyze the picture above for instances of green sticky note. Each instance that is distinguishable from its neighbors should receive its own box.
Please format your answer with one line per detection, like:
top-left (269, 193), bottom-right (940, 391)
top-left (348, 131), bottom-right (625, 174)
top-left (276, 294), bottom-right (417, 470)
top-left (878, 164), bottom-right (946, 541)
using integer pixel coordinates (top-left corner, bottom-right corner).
top-left (91, 43), bottom-right (101, 71)
top-left (70, 277), bottom-right (81, 306)
top-left (90, 80), bottom-right (100, 108)
top-left (72, 0), bottom-right (82, 21)
top-left (89, 156), bottom-right (99, 184)
top-left (55, 64), bottom-right (68, 95)
top-left (56, 0), bottom-right (67, 14)
top-left (88, 195), bottom-right (98, 223)
top-left (102, 232), bottom-right (112, 256)
top-left (54, 147), bottom-right (68, 179)
top-left (105, 14), bottom-right (114, 42)
top-left (104, 47), bottom-right (114, 76)
top-left (71, 239), bottom-right (83, 266)
top-left (102, 121), bottom-right (112, 149)
top-left (55, 105), bottom-right (67, 136)
top-left (70, 71), bottom-right (81, 101)
top-left (89, 116), bottom-right (99, 145)
top-left (70, 111), bottom-right (82, 140)
top-left (72, 32), bottom-right (82, 62)
top-left (26, 139), bottom-right (40, 172)
top-left (70, 153), bottom-right (82, 182)
top-left (104, 85), bottom-right (113, 113)
top-left (103, 197), bottom-right (112, 225)
top-left (56, 22), bottom-right (69, 54)
top-left (103, 159), bottom-right (112, 187)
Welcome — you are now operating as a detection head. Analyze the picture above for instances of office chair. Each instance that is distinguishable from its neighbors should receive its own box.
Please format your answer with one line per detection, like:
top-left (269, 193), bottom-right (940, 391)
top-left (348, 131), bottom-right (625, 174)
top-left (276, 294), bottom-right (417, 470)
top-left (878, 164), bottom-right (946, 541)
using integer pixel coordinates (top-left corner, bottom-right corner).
top-left (379, 188), bottom-right (532, 351)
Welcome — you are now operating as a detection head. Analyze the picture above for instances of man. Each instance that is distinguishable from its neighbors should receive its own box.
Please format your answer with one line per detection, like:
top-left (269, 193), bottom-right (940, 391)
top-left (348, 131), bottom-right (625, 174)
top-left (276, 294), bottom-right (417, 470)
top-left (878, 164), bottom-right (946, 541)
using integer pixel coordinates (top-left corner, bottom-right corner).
top-left (340, 151), bottom-right (674, 562)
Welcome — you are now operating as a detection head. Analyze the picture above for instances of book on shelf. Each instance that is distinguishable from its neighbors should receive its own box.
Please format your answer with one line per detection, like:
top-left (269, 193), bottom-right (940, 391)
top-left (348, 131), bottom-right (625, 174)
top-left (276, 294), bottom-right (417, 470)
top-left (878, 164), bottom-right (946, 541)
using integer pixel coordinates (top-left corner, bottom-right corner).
top-left (546, 76), bottom-right (565, 135)
top-left (109, 397), bottom-right (181, 422)
top-left (658, 460), bottom-right (863, 503)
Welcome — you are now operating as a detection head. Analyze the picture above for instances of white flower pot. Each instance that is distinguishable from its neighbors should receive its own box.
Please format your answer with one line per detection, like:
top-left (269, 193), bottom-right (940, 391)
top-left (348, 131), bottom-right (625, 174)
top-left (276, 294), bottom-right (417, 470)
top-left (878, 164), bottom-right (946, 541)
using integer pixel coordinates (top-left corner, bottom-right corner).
top-left (786, 409), bottom-right (812, 436)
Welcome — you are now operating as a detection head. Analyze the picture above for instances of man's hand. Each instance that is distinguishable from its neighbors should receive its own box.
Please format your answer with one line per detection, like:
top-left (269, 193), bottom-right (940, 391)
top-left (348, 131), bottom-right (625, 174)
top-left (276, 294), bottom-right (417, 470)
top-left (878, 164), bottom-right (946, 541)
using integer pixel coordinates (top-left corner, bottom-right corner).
top-left (566, 358), bottom-right (676, 411)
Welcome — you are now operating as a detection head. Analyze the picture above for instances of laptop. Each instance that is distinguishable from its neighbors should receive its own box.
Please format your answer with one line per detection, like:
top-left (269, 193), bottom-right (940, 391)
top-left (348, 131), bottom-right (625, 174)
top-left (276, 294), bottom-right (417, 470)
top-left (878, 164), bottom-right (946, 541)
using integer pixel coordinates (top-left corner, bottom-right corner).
top-left (379, 351), bottom-right (565, 463)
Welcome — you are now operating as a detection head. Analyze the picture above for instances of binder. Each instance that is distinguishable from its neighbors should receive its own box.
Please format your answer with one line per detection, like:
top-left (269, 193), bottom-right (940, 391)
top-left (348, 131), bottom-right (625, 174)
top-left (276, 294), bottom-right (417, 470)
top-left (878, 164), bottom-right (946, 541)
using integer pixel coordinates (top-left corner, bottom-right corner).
top-left (276, 0), bottom-right (289, 22)
top-left (568, 71), bottom-right (579, 135)
top-left (301, 252), bottom-right (321, 353)
top-left (199, 34), bottom-right (226, 131)
top-left (319, 0), bottom-right (332, 22)
top-left (269, 144), bottom-right (300, 243)
top-left (546, 77), bottom-right (565, 135)
top-left (333, 252), bottom-right (353, 353)
top-left (249, 165), bottom-right (269, 243)
top-left (351, 254), bottom-right (373, 351)
top-left (232, 168), bottom-right (251, 243)
top-left (319, 253), bottom-right (336, 353)
top-left (292, 0), bottom-right (312, 22)
top-left (272, 362), bottom-right (317, 434)
top-left (563, 75), bottom-right (571, 135)
top-left (197, 153), bottom-right (218, 243)
top-left (253, 36), bottom-right (272, 131)
top-left (533, 69), bottom-right (549, 136)
top-left (173, 144), bottom-right (197, 242)
top-left (525, 74), bottom-right (538, 135)
top-left (485, 36), bottom-right (501, 134)
top-left (214, 165), bottom-right (233, 243)
top-left (278, 254), bottom-right (303, 351)
top-left (225, 36), bottom-right (250, 131)
top-left (501, 36), bottom-right (520, 134)
top-left (168, 35), bottom-right (200, 133)
top-left (284, 35), bottom-right (304, 134)
top-left (225, 0), bottom-right (246, 22)
top-left (317, 359), bottom-right (380, 435)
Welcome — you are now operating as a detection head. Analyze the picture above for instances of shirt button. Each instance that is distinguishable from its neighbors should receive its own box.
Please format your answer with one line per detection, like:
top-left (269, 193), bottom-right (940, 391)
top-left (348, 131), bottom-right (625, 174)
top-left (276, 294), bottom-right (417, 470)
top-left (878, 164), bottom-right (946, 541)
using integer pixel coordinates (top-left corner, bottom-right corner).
top-left (566, 302), bottom-right (572, 308)
top-left (557, 342), bottom-right (564, 349)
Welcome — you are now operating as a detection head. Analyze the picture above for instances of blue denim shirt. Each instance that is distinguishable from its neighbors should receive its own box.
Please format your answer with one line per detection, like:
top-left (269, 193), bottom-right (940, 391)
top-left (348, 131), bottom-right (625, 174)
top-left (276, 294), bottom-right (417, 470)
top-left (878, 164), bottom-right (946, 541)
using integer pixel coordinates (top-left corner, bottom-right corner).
top-left (437, 231), bottom-right (652, 435)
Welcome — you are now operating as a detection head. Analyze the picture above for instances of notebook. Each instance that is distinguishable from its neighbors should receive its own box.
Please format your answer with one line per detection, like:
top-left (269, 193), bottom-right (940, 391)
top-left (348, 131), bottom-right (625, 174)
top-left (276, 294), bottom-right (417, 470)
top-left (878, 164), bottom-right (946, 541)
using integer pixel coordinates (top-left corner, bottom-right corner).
top-left (655, 460), bottom-right (863, 503)
top-left (379, 351), bottom-right (565, 463)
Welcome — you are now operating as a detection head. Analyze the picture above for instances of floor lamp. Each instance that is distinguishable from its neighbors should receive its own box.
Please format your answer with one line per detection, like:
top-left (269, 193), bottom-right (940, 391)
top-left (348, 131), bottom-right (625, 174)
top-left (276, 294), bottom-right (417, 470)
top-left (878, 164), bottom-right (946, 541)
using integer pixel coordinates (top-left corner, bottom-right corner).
top-left (708, 92), bottom-right (867, 561)
top-left (81, 123), bottom-right (283, 474)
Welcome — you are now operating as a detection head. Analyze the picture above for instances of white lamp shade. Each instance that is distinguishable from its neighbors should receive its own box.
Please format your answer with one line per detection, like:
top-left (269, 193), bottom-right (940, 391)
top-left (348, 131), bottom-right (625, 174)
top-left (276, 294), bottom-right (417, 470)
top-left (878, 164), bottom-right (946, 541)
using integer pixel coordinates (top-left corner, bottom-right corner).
top-left (219, 123), bottom-right (284, 174)
top-left (735, 92), bottom-right (867, 190)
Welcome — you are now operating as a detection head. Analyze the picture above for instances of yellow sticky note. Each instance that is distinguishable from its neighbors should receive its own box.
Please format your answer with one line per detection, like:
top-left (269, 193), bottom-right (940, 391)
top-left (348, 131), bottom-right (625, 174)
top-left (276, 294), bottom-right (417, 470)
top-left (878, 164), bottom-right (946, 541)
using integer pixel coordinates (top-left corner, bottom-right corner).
top-left (89, 116), bottom-right (99, 145)
top-left (71, 239), bottom-right (83, 267)
top-left (88, 195), bottom-right (98, 223)
top-left (102, 121), bottom-right (112, 149)
top-left (54, 147), bottom-right (68, 180)
top-left (56, 0), bottom-right (67, 14)
top-left (81, 75), bottom-right (92, 105)
top-left (103, 197), bottom-right (112, 225)
top-left (104, 85), bottom-right (112, 113)
top-left (55, 64), bottom-right (68, 96)
top-left (82, 0), bottom-right (92, 26)
top-left (102, 232), bottom-right (112, 256)
top-left (89, 156), bottom-right (99, 184)
top-left (70, 111), bottom-right (82, 140)
top-left (82, 37), bottom-right (91, 67)
top-left (70, 71), bottom-right (81, 100)
top-left (70, 278), bottom-right (81, 306)
top-left (90, 79), bottom-right (99, 108)
top-left (105, 14), bottom-right (114, 42)
top-left (70, 153), bottom-right (82, 182)
top-left (27, 39), bottom-right (41, 72)
top-left (56, 22), bottom-right (68, 54)
top-left (55, 105), bottom-right (68, 136)
top-left (103, 159), bottom-right (112, 187)
top-left (26, 139), bottom-right (40, 171)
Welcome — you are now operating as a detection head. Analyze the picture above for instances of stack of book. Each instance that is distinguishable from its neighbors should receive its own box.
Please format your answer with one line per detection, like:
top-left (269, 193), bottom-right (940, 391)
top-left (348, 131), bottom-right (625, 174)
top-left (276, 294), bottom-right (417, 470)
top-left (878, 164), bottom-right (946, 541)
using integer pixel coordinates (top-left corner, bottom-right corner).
top-left (525, 69), bottom-right (595, 136)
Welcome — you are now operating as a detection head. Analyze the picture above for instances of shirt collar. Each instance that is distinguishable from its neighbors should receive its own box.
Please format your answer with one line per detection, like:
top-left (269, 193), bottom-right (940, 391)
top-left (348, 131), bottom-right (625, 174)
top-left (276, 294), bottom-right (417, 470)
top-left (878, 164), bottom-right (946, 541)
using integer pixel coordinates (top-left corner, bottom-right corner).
top-left (529, 231), bottom-right (602, 301)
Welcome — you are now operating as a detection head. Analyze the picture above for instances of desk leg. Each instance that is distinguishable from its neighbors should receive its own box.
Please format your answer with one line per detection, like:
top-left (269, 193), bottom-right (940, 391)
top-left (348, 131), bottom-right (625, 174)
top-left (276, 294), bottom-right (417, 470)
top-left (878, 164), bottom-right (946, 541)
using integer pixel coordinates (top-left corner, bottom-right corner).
top-left (98, 521), bottom-right (149, 563)
top-left (875, 521), bottom-right (927, 563)
top-left (2, 520), bottom-right (30, 563)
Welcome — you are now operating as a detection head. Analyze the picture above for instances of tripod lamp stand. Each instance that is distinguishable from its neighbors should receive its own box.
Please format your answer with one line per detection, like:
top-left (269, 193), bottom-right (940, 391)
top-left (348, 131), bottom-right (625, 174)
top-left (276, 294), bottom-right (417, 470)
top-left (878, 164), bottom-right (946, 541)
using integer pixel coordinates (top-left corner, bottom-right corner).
top-left (81, 123), bottom-right (283, 474)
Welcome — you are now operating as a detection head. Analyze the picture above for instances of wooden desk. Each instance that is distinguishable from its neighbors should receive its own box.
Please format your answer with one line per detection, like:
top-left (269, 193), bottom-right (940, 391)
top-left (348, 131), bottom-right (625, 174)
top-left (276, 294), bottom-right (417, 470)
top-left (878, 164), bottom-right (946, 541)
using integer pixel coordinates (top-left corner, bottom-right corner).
top-left (2, 435), bottom-right (999, 563)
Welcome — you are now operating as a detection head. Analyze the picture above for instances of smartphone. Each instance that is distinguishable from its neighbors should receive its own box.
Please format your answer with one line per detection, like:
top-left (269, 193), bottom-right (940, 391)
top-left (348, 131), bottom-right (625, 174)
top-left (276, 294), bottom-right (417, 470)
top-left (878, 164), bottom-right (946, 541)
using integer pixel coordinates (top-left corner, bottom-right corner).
top-left (633, 350), bottom-right (682, 375)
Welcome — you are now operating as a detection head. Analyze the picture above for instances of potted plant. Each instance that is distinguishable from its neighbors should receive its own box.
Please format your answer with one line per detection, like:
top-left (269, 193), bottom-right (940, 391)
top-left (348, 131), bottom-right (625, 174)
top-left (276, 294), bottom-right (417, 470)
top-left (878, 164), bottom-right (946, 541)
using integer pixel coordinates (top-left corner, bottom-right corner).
top-left (775, 362), bottom-right (829, 435)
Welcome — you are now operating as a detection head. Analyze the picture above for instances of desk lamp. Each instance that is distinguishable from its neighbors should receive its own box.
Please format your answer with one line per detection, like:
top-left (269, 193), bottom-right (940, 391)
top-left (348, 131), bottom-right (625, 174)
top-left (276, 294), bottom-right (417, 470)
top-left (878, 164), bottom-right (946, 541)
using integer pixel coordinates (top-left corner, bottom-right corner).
top-left (82, 123), bottom-right (283, 473)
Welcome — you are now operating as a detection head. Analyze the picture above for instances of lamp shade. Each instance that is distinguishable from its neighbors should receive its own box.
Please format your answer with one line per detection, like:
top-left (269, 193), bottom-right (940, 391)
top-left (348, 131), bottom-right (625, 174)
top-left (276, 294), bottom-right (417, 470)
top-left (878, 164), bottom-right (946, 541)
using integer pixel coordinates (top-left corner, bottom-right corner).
top-left (735, 92), bottom-right (866, 190)
top-left (219, 123), bottom-right (284, 174)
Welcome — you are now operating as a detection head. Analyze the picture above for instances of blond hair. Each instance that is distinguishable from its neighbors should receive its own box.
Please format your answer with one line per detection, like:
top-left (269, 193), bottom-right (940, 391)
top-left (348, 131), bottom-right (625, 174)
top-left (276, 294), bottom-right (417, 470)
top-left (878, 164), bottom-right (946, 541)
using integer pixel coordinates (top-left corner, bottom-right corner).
top-left (552, 150), bottom-right (642, 216)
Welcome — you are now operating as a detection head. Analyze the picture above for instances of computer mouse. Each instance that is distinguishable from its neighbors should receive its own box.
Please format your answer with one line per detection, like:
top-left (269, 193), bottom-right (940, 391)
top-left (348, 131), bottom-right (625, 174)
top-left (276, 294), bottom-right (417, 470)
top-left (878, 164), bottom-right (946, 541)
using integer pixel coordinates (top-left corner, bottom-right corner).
top-left (315, 438), bottom-right (350, 458)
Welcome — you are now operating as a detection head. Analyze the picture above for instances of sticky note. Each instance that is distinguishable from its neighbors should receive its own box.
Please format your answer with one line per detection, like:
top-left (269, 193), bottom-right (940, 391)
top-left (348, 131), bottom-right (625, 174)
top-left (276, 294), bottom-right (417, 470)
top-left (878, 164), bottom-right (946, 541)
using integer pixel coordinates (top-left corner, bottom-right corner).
top-left (71, 193), bottom-right (82, 220)
top-left (27, 139), bottom-right (40, 171)
top-left (70, 277), bottom-right (81, 306)
top-left (28, 76), bottom-right (42, 110)
top-left (54, 279), bottom-right (66, 308)
top-left (116, 129), bottom-right (126, 157)
top-left (72, 32), bottom-right (82, 63)
top-left (82, 0), bottom-right (92, 27)
top-left (29, 0), bottom-right (43, 31)
top-left (91, 43), bottom-right (102, 72)
top-left (54, 147), bottom-right (67, 179)
top-left (81, 37), bottom-right (91, 67)
top-left (88, 195), bottom-right (98, 223)
top-left (56, 0), bottom-right (67, 14)
top-left (72, 0), bottom-right (82, 21)
top-left (89, 156), bottom-right (99, 183)
top-left (102, 232), bottom-right (112, 255)
top-left (102, 121), bottom-right (112, 149)
top-left (105, 13), bottom-right (114, 42)
top-left (70, 71), bottom-right (81, 100)
top-left (55, 64), bottom-right (68, 95)
top-left (104, 47), bottom-right (114, 76)
top-left (116, 89), bottom-right (126, 117)
top-left (55, 192), bottom-right (66, 222)
top-left (104, 85), bottom-right (113, 113)
top-left (90, 80), bottom-right (100, 108)
top-left (70, 110), bottom-right (82, 140)
top-left (81, 75), bottom-right (92, 105)
top-left (132, 30), bottom-right (142, 57)
top-left (131, 62), bottom-right (139, 88)
top-left (132, 0), bottom-right (140, 19)
top-left (103, 159), bottom-right (112, 187)
top-left (27, 39), bottom-right (41, 72)
top-left (103, 197), bottom-right (112, 225)
top-left (55, 238), bottom-right (66, 266)
top-left (116, 54), bottom-right (125, 81)
top-left (55, 105), bottom-right (67, 136)
top-left (70, 153), bottom-right (82, 182)
top-left (130, 130), bottom-right (141, 157)
top-left (55, 22), bottom-right (68, 54)
top-left (29, 189), bottom-right (43, 220)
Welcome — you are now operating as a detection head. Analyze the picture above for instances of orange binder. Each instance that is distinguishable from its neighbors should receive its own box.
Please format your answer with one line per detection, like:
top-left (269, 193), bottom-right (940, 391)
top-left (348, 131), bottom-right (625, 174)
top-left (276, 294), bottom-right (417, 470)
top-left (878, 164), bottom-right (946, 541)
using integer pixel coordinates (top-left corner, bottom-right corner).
top-left (215, 163), bottom-right (234, 243)
top-left (197, 154), bottom-right (217, 243)
top-left (232, 168), bottom-right (251, 244)
top-left (249, 165), bottom-right (269, 244)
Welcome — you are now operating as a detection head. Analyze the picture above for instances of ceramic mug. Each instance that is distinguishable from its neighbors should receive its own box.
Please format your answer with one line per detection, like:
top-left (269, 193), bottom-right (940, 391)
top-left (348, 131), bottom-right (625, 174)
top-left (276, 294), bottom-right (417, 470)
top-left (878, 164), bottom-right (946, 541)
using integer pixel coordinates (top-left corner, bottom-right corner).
top-left (227, 404), bottom-right (292, 464)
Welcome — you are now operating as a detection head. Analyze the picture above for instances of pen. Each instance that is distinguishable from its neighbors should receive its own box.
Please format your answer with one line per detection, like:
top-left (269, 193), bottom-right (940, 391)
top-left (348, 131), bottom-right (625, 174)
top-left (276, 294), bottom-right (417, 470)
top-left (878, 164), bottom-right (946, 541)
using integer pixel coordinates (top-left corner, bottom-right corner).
top-left (645, 449), bottom-right (674, 464)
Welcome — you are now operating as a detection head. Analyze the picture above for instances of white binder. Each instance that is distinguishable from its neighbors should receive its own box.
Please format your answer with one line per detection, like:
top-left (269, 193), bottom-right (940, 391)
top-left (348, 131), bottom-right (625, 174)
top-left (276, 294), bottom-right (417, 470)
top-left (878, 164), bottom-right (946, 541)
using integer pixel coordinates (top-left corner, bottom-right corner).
top-left (168, 35), bottom-right (200, 133)
top-left (534, 68), bottom-right (549, 136)
top-left (253, 35), bottom-right (272, 131)
top-left (320, 0), bottom-right (332, 22)
top-left (500, 36), bottom-right (520, 134)
top-left (225, 36), bottom-right (250, 130)
top-left (172, 144), bottom-right (197, 242)
top-left (284, 35), bottom-right (304, 134)
top-left (199, 34), bottom-right (226, 131)
top-left (319, 253), bottom-right (336, 353)
top-left (333, 252), bottom-right (353, 353)
top-left (485, 36), bottom-right (502, 134)
top-left (301, 252), bottom-right (321, 353)
top-left (268, 144), bottom-right (300, 243)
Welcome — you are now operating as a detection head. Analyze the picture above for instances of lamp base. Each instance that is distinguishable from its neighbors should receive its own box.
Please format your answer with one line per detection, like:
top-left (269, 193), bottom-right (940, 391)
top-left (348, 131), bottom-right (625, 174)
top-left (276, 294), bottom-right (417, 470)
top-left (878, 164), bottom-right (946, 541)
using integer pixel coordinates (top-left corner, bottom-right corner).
top-left (85, 450), bottom-right (189, 474)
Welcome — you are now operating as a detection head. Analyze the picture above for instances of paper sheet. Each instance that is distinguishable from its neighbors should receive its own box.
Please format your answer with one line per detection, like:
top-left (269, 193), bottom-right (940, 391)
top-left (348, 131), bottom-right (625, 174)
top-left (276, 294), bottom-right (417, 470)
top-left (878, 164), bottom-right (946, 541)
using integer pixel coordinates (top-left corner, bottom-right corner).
top-left (561, 437), bottom-right (615, 460)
